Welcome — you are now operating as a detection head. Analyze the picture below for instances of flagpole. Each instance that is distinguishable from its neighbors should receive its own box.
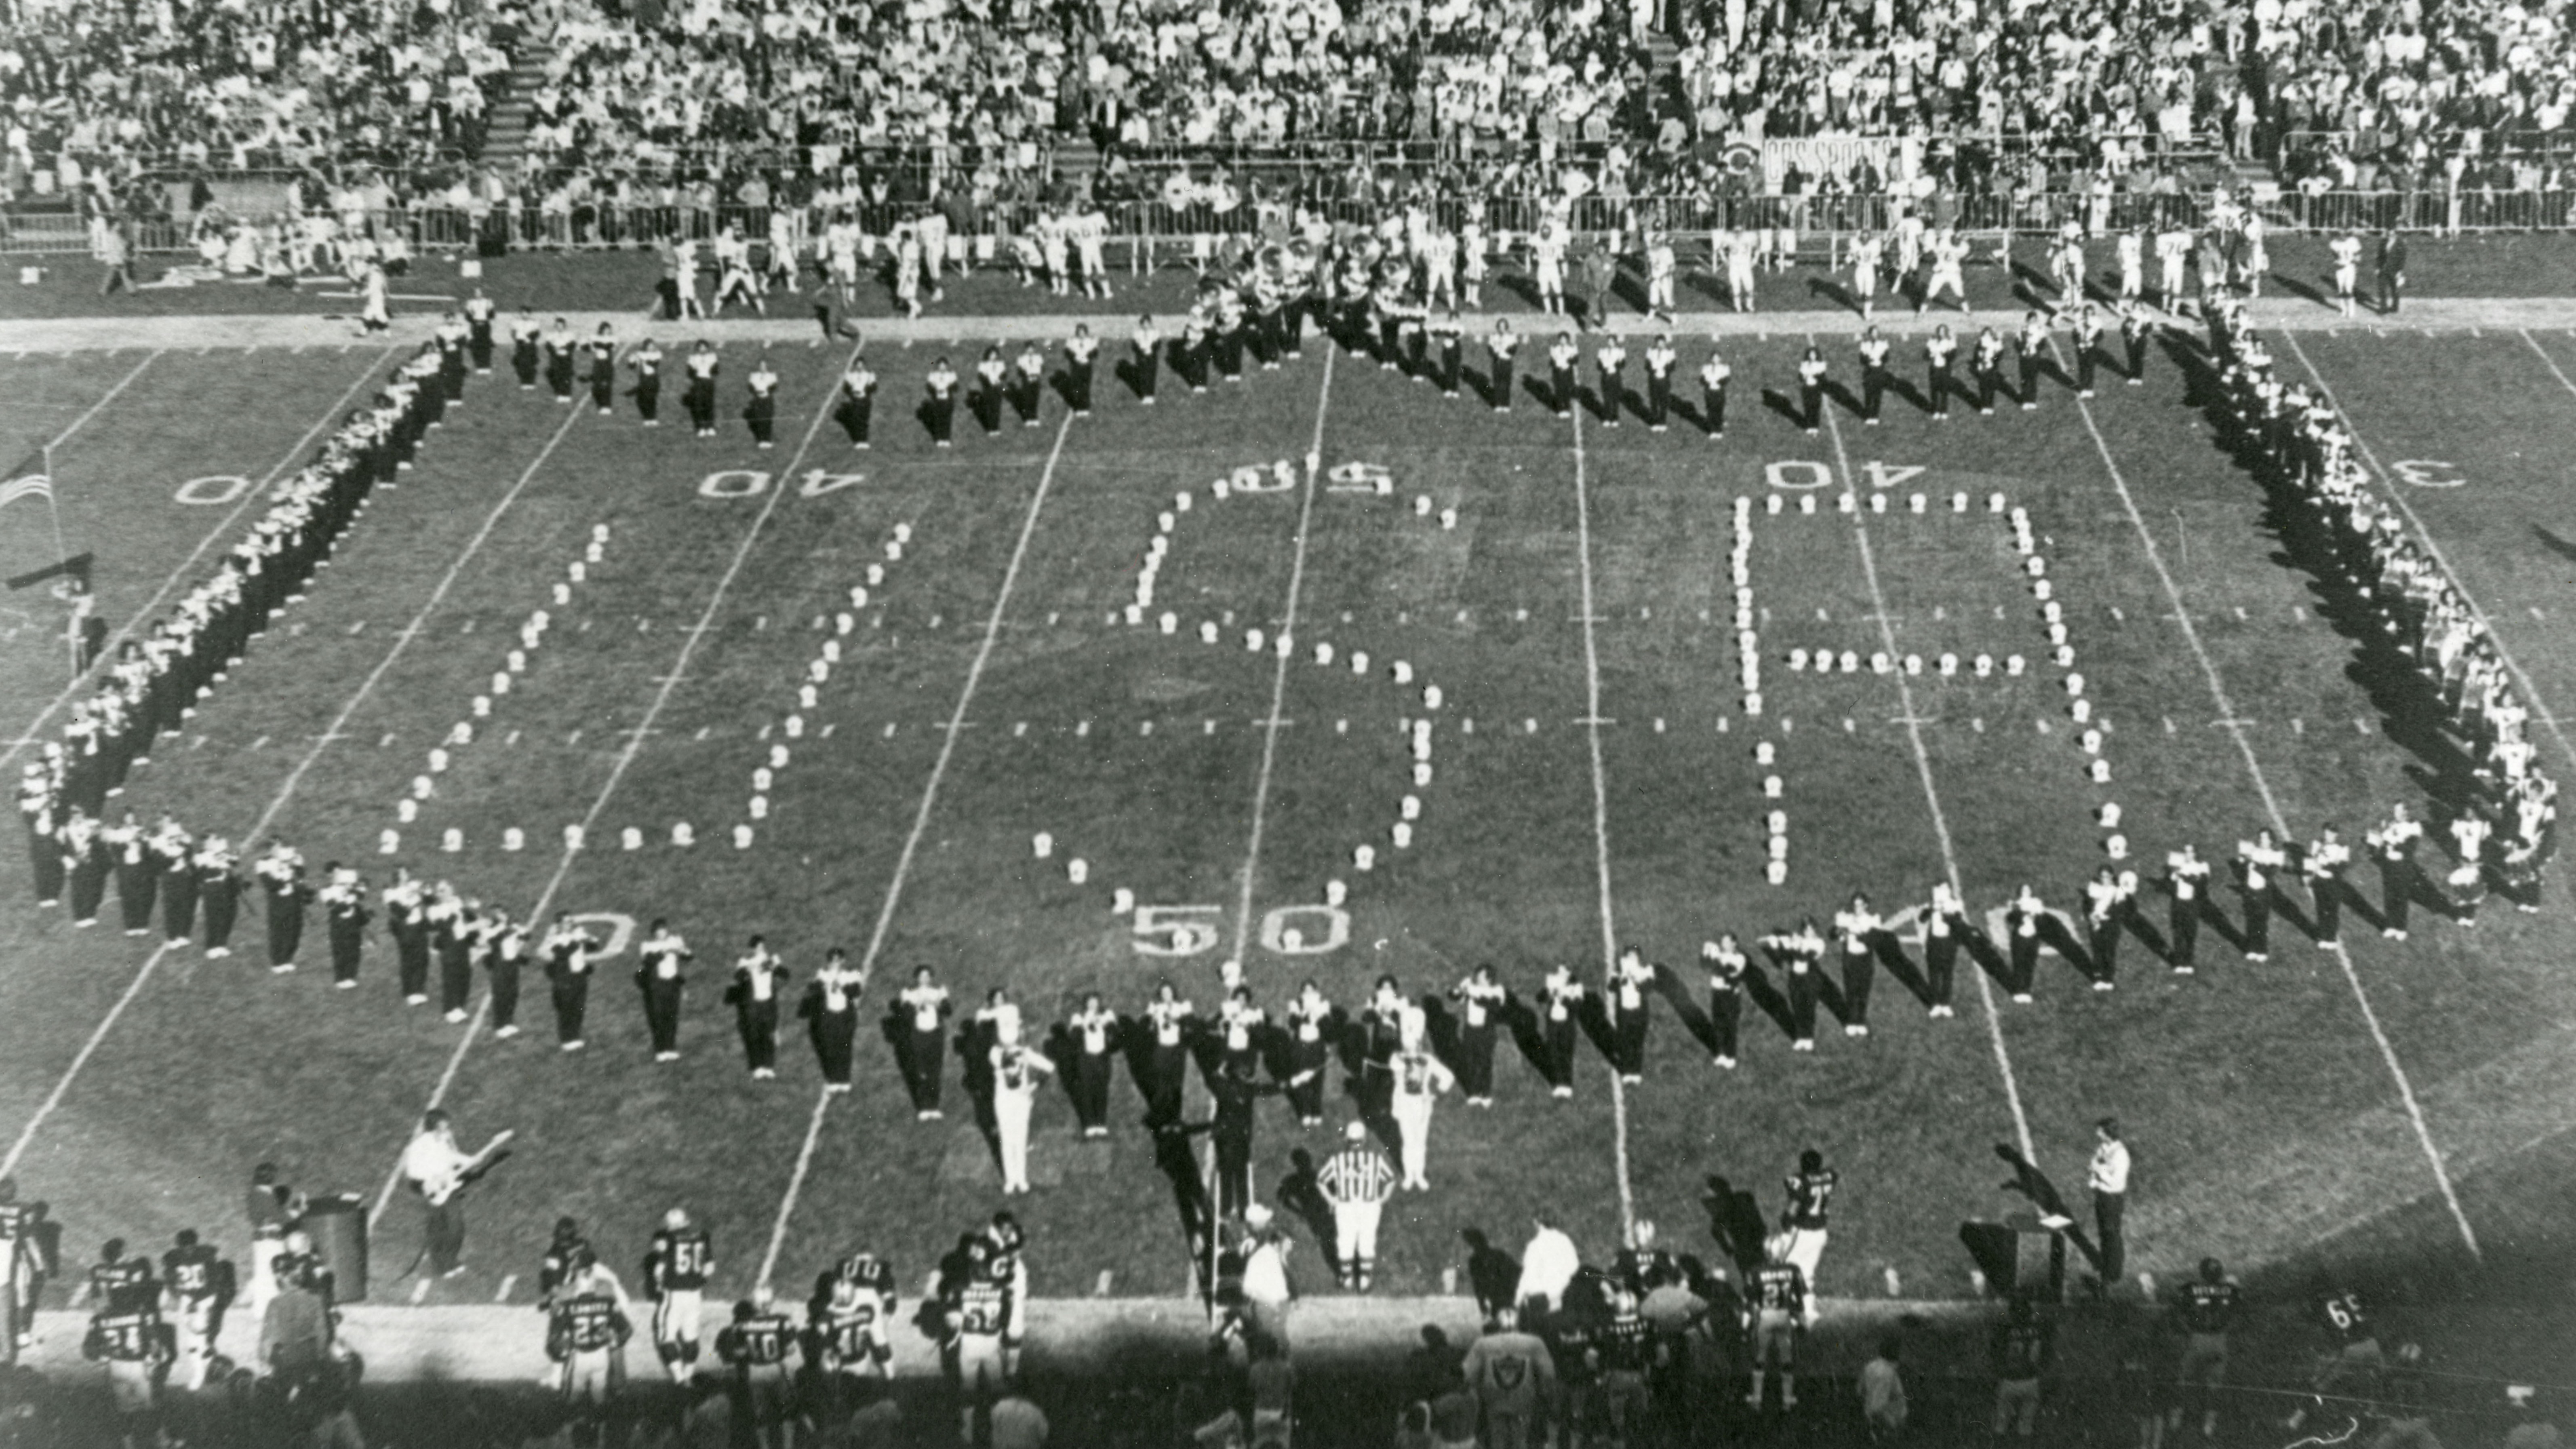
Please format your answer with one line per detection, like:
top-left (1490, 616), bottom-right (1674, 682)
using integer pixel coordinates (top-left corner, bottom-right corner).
top-left (43, 444), bottom-right (78, 684)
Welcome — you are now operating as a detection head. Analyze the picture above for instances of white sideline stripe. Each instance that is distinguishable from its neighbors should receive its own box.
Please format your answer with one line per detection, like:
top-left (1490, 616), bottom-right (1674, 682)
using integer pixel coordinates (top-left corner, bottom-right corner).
top-left (0, 346), bottom-right (391, 776)
top-left (2063, 364), bottom-right (2480, 1260)
top-left (754, 409), bottom-right (1077, 1291)
top-left (1816, 384), bottom-right (2036, 1164)
top-left (2293, 329), bottom-right (2574, 775)
top-left (375, 343), bottom-right (857, 1228)
top-left (1566, 406), bottom-right (1637, 1240)
top-left (0, 348), bottom-right (495, 1182)
top-left (1226, 348), bottom-right (1338, 965)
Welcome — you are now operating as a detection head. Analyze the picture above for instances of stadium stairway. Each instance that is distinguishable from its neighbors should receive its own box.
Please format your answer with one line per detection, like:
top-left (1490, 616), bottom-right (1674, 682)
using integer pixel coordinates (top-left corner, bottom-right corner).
top-left (475, 41), bottom-right (556, 171)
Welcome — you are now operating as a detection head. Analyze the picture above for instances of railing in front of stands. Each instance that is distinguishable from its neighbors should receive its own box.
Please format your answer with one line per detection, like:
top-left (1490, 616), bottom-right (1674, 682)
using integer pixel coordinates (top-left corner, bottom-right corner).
top-left (8, 187), bottom-right (2573, 258)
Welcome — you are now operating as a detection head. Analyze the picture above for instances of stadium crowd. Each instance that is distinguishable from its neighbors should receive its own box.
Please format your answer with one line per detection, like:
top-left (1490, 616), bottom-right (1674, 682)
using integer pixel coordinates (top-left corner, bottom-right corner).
top-left (13, 0), bottom-right (2576, 260)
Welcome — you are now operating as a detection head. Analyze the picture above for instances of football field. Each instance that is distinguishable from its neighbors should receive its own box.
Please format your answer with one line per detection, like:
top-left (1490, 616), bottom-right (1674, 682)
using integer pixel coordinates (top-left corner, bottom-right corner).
top-left (4, 310), bottom-right (2574, 1325)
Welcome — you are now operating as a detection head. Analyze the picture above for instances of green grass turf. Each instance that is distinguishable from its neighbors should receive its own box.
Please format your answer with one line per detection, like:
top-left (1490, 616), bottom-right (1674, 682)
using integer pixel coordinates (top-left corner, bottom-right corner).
top-left (11, 230), bottom-right (2576, 322)
top-left (2, 324), bottom-right (2572, 1329)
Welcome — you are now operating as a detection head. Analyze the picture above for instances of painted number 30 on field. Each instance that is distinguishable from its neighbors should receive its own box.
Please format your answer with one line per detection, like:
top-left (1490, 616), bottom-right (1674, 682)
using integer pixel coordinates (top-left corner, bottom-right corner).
top-left (1131, 904), bottom-right (1352, 957)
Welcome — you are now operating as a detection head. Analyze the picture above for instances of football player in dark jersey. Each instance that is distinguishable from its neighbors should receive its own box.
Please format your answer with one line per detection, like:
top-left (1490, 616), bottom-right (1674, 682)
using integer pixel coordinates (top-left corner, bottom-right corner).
top-left (646, 1207), bottom-right (713, 1383)
top-left (546, 1253), bottom-right (632, 1445)
top-left (1744, 1234), bottom-right (1809, 1412)
top-left (2171, 1257), bottom-right (2239, 1440)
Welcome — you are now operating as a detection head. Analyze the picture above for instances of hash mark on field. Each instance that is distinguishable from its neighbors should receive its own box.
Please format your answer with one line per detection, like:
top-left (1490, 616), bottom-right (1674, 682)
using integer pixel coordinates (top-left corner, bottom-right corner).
top-left (506, 730), bottom-right (521, 745)
top-left (2357, 719), bottom-right (2372, 734)
top-left (409, 1278), bottom-right (432, 1305)
top-left (494, 1274), bottom-right (516, 1303)
top-left (820, 724), bottom-right (835, 737)
top-left (191, 736), bottom-right (207, 750)
top-left (2163, 717), bottom-right (2176, 734)
top-left (884, 723), bottom-right (897, 737)
top-left (695, 726), bottom-right (710, 741)
top-left (2533, 607), bottom-right (2548, 621)
top-left (461, 619), bottom-right (475, 634)
top-left (567, 730), bottom-right (582, 745)
top-left (250, 736), bottom-right (269, 750)
top-left (348, 620), bottom-right (366, 634)
top-left (379, 733), bottom-right (396, 747)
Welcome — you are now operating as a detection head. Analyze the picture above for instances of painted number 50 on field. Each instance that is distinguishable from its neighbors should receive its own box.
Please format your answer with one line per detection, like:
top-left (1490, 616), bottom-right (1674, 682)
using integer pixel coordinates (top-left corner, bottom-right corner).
top-left (1131, 904), bottom-right (1351, 957)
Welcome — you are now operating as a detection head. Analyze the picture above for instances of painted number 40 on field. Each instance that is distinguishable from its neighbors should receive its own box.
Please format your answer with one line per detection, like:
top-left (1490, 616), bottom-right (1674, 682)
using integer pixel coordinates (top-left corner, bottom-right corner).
top-left (696, 469), bottom-right (868, 497)
top-left (1132, 904), bottom-right (1352, 957)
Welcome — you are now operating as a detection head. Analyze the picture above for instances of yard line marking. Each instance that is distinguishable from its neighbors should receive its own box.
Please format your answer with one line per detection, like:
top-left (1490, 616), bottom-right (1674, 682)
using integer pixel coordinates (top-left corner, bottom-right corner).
top-left (1567, 406), bottom-right (1638, 1240)
top-left (377, 343), bottom-right (862, 1231)
top-left (1226, 348), bottom-right (1338, 967)
top-left (47, 348), bottom-right (158, 452)
top-left (1, 346), bottom-right (391, 775)
top-left (755, 409), bottom-right (1077, 1291)
top-left (1816, 386), bottom-right (2035, 1163)
top-left (2064, 363), bottom-right (2480, 1260)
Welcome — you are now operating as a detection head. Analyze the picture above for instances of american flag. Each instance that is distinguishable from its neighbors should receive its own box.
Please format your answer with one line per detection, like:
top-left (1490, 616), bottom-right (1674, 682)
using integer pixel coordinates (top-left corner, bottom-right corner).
top-left (0, 447), bottom-right (48, 509)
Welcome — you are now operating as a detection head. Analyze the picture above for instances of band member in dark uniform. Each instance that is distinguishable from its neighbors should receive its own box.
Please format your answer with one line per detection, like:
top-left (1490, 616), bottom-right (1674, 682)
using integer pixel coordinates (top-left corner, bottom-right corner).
top-left (1066, 324), bottom-right (1099, 417)
top-left (1536, 964), bottom-right (1583, 1098)
top-left (896, 966), bottom-right (951, 1117)
top-left (1487, 319), bottom-right (1518, 412)
top-left (546, 914), bottom-right (600, 1050)
top-left (1704, 935), bottom-right (1746, 1068)
top-left (587, 324), bottom-right (618, 414)
top-left (543, 318), bottom-right (579, 403)
top-left (510, 307), bottom-right (543, 389)
top-left (1450, 965), bottom-right (1506, 1106)
top-left (730, 936), bottom-right (788, 1079)
top-left (1281, 980), bottom-right (1333, 1126)
top-left (253, 843), bottom-right (307, 973)
top-left (1789, 345), bottom-right (1823, 436)
top-left (803, 949), bottom-right (862, 1092)
top-left (925, 358), bottom-right (960, 448)
top-left (194, 834), bottom-right (242, 958)
top-left (684, 341), bottom-right (720, 438)
top-left (745, 352), bottom-right (780, 449)
top-left (463, 289), bottom-right (497, 373)
top-left (1064, 992), bottom-right (1121, 1136)
top-left (630, 336), bottom-right (663, 425)
top-left (837, 354), bottom-right (877, 449)
top-left (1131, 316), bottom-right (1161, 404)
top-left (1858, 326), bottom-right (1891, 425)
top-left (637, 918), bottom-right (691, 1062)
top-left (1926, 325), bottom-right (1958, 420)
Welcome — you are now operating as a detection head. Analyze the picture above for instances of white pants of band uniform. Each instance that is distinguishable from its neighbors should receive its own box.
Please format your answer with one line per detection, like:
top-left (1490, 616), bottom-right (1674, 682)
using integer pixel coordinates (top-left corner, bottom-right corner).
top-left (174, 1294), bottom-right (218, 1389)
top-left (1332, 1200), bottom-right (1383, 1272)
top-left (1392, 1097), bottom-right (1434, 1185)
top-left (1785, 1228), bottom-right (1827, 1310)
top-left (996, 1089), bottom-right (1035, 1191)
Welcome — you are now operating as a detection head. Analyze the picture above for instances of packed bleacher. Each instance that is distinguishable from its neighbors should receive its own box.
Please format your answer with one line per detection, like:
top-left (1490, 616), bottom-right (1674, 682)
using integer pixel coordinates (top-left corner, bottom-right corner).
top-left (7, 0), bottom-right (2576, 257)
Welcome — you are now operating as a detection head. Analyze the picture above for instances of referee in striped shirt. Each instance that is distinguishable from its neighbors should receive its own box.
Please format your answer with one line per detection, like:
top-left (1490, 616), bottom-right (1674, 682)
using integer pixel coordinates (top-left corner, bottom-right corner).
top-left (1318, 1122), bottom-right (1397, 1291)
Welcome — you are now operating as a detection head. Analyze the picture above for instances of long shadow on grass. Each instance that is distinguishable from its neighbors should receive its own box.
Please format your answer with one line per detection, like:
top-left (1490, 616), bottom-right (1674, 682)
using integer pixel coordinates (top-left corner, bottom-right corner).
top-left (2152, 326), bottom-right (2481, 818)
